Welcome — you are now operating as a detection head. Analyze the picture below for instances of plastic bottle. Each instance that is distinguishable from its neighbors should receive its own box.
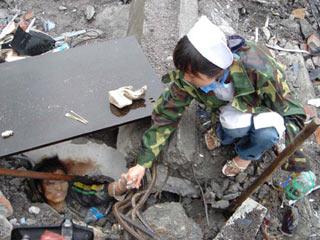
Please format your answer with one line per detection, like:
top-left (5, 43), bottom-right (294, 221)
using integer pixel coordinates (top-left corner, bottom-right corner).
top-left (61, 218), bottom-right (73, 240)
top-left (282, 171), bottom-right (316, 200)
top-left (84, 207), bottom-right (105, 224)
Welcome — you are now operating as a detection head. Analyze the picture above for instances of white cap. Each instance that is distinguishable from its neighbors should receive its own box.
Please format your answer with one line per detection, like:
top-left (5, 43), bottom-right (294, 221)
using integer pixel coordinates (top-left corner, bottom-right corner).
top-left (187, 16), bottom-right (233, 69)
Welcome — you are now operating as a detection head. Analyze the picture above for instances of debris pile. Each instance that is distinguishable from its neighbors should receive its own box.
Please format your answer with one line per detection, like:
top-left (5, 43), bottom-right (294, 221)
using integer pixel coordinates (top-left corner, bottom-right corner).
top-left (0, 0), bottom-right (320, 240)
top-left (0, 10), bottom-right (106, 64)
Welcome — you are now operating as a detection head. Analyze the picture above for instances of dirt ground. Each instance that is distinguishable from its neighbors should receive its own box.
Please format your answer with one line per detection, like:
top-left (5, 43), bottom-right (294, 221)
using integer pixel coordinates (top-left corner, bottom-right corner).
top-left (0, 0), bottom-right (320, 239)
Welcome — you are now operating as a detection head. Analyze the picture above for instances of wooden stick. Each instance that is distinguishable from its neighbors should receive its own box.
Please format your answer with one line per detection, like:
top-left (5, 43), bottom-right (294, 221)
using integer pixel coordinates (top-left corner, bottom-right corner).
top-left (228, 118), bottom-right (320, 212)
top-left (266, 44), bottom-right (310, 54)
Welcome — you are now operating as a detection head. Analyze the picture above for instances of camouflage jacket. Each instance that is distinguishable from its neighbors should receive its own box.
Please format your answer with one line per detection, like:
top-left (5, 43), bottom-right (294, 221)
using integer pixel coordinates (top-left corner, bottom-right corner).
top-left (137, 42), bottom-right (306, 168)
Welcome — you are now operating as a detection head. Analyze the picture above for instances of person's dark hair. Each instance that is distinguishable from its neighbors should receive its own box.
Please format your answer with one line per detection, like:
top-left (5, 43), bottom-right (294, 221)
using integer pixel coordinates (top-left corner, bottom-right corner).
top-left (173, 36), bottom-right (222, 78)
top-left (33, 155), bottom-right (68, 174)
top-left (34, 155), bottom-right (68, 188)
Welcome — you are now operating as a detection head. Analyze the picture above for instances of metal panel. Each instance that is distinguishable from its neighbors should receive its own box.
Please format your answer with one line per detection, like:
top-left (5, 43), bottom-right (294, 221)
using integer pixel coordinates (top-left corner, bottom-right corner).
top-left (0, 36), bottom-right (161, 157)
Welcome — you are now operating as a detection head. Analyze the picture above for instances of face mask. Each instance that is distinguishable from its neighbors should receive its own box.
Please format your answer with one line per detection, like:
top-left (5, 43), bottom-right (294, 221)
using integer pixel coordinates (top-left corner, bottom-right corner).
top-left (200, 69), bottom-right (230, 93)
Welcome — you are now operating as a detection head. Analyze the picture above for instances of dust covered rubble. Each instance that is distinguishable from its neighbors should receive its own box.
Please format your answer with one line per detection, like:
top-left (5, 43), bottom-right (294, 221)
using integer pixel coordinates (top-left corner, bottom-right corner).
top-left (117, 1), bottom-right (320, 239)
top-left (1, 0), bottom-right (320, 239)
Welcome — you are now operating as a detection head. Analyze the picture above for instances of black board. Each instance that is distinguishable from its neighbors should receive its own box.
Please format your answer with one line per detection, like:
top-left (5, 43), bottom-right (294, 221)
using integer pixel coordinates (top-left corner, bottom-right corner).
top-left (0, 36), bottom-right (161, 158)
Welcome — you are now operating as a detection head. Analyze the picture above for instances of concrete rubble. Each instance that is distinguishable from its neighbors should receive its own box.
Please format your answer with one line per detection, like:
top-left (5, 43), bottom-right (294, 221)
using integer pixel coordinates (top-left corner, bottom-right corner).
top-left (154, 164), bottom-right (200, 198)
top-left (143, 202), bottom-right (203, 240)
top-left (0, 0), bottom-right (320, 239)
top-left (25, 137), bottom-right (128, 180)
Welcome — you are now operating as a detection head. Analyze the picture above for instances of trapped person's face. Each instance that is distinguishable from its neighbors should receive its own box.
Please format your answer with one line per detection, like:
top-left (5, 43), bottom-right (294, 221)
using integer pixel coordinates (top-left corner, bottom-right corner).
top-left (41, 170), bottom-right (68, 205)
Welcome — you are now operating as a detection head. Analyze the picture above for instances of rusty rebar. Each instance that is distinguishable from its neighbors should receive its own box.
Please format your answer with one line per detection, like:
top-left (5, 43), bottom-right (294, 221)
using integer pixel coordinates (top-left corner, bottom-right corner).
top-left (113, 163), bottom-right (158, 239)
top-left (113, 200), bottom-right (145, 240)
top-left (228, 118), bottom-right (320, 212)
top-left (0, 167), bottom-right (76, 181)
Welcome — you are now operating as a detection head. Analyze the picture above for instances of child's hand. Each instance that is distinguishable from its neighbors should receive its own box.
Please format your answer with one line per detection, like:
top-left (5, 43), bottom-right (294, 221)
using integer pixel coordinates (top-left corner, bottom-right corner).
top-left (126, 164), bottom-right (146, 189)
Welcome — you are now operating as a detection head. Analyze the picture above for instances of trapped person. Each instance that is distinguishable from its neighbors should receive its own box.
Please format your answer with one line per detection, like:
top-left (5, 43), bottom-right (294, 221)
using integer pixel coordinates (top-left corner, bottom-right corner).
top-left (26, 156), bottom-right (126, 222)
top-left (123, 16), bottom-right (312, 188)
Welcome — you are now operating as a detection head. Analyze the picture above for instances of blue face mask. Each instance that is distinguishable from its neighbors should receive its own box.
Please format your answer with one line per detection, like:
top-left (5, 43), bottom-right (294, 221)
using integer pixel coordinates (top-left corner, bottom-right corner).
top-left (200, 69), bottom-right (230, 93)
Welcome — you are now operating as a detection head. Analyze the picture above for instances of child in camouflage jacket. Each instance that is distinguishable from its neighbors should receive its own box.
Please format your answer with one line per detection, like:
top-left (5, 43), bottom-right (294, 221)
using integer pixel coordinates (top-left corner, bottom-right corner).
top-left (124, 16), bottom-right (311, 188)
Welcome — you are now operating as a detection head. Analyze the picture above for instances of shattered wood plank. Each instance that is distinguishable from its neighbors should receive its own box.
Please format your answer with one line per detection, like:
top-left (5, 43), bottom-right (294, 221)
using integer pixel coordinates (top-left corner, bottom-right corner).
top-left (214, 198), bottom-right (267, 240)
top-left (315, 127), bottom-right (320, 144)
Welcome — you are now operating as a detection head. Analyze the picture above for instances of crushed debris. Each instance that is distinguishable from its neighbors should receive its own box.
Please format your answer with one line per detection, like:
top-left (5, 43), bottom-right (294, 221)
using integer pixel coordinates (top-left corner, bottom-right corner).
top-left (0, 0), bottom-right (320, 239)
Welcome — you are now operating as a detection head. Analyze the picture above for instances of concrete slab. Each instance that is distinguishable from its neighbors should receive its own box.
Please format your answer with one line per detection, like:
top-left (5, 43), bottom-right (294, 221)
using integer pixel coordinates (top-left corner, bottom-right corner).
top-left (178, 0), bottom-right (198, 37)
top-left (127, 0), bottom-right (145, 42)
top-left (277, 42), bottom-right (316, 104)
top-left (141, 0), bottom-right (179, 76)
top-left (154, 164), bottom-right (199, 197)
top-left (214, 198), bottom-right (267, 240)
top-left (143, 202), bottom-right (203, 240)
top-left (24, 137), bottom-right (127, 180)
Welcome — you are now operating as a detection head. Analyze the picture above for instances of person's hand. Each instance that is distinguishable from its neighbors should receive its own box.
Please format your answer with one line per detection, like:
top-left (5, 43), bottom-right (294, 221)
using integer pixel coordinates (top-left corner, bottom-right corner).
top-left (126, 164), bottom-right (146, 189)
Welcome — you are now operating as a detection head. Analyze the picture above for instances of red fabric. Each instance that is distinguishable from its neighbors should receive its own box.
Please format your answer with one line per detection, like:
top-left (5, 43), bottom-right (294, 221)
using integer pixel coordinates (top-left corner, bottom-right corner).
top-left (40, 230), bottom-right (64, 240)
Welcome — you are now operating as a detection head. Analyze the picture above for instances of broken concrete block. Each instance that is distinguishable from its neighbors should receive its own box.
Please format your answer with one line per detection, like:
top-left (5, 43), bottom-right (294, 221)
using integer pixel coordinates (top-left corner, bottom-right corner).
top-left (154, 164), bottom-right (200, 197)
top-left (211, 200), bottom-right (230, 209)
top-left (222, 193), bottom-right (240, 201)
top-left (307, 33), bottom-right (320, 54)
top-left (312, 56), bottom-right (320, 68)
top-left (95, 4), bottom-right (129, 39)
top-left (235, 172), bottom-right (248, 183)
top-left (25, 137), bottom-right (127, 180)
top-left (280, 19), bottom-right (300, 34)
top-left (143, 202), bottom-right (203, 240)
top-left (161, 102), bottom-right (198, 178)
top-left (289, 197), bottom-right (320, 239)
top-left (299, 19), bottom-right (314, 39)
top-left (225, 182), bottom-right (240, 195)
top-left (178, 0), bottom-right (198, 37)
top-left (198, 0), bottom-right (238, 35)
top-left (116, 118), bottom-right (151, 161)
top-left (214, 198), bottom-right (267, 240)
top-left (305, 58), bottom-right (315, 71)
top-left (85, 5), bottom-right (95, 21)
top-left (210, 181), bottom-right (224, 197)
top-left (277, 42), bottom-right (316, 104)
